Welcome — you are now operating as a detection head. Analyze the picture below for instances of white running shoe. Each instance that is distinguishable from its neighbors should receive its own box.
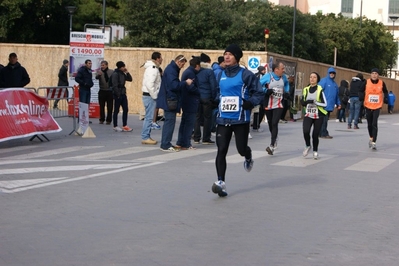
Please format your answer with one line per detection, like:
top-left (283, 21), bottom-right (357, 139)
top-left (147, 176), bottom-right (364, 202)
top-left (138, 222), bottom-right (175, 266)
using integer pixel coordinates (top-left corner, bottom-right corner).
top-left (248, 133), bottom-right (253, 139)
top-left (303, 146), bottom-right (311, 157)
top-left (371, 142), bottom-right (377, 150)
top-left (266, 145), bottom-right (274, 155)
top-left (212, 181), bottom-right (228, 197)
top-left (313, 151), bottom-right (318, 160)
top-left (113, 126), bottom-right (123, 132)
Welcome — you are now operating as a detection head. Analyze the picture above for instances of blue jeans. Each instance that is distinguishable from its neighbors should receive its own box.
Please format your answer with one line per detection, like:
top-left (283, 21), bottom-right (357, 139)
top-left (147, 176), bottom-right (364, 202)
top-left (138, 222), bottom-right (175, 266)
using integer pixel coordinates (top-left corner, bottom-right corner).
top-left (177, 112), bottom-right (197, 148)
top-left (319, 111), bottom-right (330, 137)
top-left (348, 97), bottom-right (361, 126)
top-left (160, 111), bottom-right (177, 149)
top-left (113, 94), bottom-right (128, 127)
top-left (79, 88), bottom-right (91, 104)
top-left (141, 95), bottom-right (156, 140)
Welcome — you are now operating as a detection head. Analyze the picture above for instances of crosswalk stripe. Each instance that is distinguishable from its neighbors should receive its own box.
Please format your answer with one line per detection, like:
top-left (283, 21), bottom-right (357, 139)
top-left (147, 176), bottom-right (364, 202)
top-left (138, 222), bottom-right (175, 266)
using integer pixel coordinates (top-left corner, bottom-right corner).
top-left (1, 163), bottom-right (137, 174)
top-left (271, 154), bottom-right (337, 167)
top-left (2, 146), bottom-right (103, 160)
top-left (67, 146), bottom-right (159, 160)
top-left (0, 178), bottom-right (67, 189)
top-left (135, 148), bottom-right (216, 162)
top-left (0, 162), bottom-right (164, 193)
top-left (203, 150), bottom-right (266, 163)
top-left (344, 158), bottom-right (396, 172)
top-left (0, 145), bottom-right (39, 154)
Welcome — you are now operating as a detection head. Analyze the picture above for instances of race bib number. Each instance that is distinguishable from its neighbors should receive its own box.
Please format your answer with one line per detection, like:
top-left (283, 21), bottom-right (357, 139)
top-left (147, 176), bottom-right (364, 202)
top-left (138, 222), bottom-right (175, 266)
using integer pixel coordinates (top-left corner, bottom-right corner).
top-left (272, 87), bottom-right (283, 98)
top-left (306, 104), bottom-right (318, 117)
top-left (368, 94), bottom-right (379, 103)
top-left (221, 96), bottom-right (239, 112)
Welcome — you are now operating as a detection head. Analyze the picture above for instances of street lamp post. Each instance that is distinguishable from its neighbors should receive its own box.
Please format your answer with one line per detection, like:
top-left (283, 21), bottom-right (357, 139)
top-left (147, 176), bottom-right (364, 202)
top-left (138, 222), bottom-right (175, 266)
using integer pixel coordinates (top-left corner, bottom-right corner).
top-left (65, 6), bottom-right (77, 36)
top-left (264, 28), bottom-right (270, 52)
top-left (389, 15), bottom-right (399, 78)
top-left (291, 0), bottom-right (297, 57)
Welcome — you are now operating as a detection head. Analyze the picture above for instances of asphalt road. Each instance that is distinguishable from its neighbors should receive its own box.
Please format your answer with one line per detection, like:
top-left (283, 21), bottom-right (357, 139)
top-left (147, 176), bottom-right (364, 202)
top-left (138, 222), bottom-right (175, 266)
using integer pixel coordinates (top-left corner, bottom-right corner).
top-left (1, 113), bottom-right (399, 266)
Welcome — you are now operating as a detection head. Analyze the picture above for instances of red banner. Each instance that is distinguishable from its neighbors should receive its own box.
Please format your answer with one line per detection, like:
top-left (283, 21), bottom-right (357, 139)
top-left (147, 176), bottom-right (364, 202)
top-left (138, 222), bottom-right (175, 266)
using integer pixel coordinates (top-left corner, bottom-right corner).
top-left (0, 88), bottom-right (62, 142)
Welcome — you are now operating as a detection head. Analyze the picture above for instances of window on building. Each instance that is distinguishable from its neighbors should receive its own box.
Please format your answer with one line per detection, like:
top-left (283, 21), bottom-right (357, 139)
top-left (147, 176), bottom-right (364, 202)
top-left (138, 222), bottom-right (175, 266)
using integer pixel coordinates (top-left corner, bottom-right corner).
top-left (341, 0), bottom-right (353, 14)
top-left (389, 0), bottom-right (399, 14)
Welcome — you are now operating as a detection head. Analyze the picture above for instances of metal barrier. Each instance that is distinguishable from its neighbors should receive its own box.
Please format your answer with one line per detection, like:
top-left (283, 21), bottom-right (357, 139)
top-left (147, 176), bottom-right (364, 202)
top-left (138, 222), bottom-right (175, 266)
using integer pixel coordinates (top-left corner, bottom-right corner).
top-left (37, 86), bottom-right (78, 136)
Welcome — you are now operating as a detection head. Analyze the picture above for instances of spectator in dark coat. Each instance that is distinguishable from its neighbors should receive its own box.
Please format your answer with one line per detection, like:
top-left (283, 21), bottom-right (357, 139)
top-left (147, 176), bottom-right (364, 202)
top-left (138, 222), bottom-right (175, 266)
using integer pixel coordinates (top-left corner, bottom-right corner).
top-left (176, 57), bottom-right (201, 149)
top-left (156, 55), bottom-right (193, 152)
top-left (53, 59), bottom-right (69, 108)
top-left (0, 53), bottom-right (30, 88)
top-left (338, 79), bottom-right (349, 123)
top-left (75, 59), bottom-right (94, 104)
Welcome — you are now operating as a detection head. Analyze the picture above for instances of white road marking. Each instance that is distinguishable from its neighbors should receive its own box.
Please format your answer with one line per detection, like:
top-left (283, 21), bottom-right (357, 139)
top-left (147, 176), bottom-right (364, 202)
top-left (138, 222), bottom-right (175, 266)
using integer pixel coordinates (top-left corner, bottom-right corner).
top-left (67, 146), bottom-right (159, 160)
top-left (135, 148), bottom-right (216, 162)
top-left (1, 163), bottom-right (137, 174)
top-left (0, 177), bottom-right (67, 189)
top-left (0, 162), bottom-right (164, 193)
top-left (0, 145), bottom-right (39, 154)
top-left (271, 154), bottom-right (337, 167)
top-left (344, 158), bottom-right (396, 172)
top-left (203, 150), bottom-right (266, 163)
top-left (1, 146), bottom-right (103, 160)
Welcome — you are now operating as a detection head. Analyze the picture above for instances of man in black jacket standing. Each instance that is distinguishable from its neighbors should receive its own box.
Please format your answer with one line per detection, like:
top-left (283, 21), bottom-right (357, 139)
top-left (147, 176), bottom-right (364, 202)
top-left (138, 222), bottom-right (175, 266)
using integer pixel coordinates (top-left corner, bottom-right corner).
top-left (53, 59), bottom-right (69, 109)
top-left (75, 59), bottom-right (94, 104)
top-left (0, 53), bottom-right (30, 88)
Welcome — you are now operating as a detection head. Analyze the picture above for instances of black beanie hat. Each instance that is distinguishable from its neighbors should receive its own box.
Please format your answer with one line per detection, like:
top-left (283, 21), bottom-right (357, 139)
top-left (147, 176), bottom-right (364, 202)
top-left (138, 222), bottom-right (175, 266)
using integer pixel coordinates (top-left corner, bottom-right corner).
top-left (224, 44), bottom-right (243, 62)
top-left (371, 68), bottom-right (379, 74)
top-left (116, 61), bottom-right (125, 68)
top-left (217, 56), bottom-right (224, 64)
top-left (200, 53), bottom-right (211, 63)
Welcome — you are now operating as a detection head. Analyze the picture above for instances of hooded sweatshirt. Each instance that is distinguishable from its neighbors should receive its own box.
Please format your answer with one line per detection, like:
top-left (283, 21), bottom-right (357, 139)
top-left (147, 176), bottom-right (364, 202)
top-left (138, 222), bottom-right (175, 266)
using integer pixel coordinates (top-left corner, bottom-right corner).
top-left (318, 67), bottom-right (340, 111)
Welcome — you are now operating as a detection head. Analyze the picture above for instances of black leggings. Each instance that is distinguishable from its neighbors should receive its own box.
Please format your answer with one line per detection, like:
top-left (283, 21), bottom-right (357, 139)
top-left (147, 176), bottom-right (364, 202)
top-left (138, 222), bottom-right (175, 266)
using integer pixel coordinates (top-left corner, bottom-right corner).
top-left (302, 116), bottom-right (324, 152)
top-left (265, 108), bottom-right (283, 146)
top-left (366, 108), bottom-right (380, 142)
top-left (215, 123), bottom-right (251, 181)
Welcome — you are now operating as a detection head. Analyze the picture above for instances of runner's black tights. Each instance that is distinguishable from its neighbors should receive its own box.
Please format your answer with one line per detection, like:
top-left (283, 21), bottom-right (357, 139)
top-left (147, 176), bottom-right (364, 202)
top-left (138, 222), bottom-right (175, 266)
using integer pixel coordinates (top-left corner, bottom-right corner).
top-left (215, 123), bottom-right (251, 181)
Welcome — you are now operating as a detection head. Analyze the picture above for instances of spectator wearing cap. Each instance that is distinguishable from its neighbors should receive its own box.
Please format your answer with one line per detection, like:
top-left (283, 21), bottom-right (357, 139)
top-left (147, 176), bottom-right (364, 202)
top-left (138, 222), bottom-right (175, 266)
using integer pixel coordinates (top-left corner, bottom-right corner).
top-left (348, 73), bottom-right (365, 129)
top-left (211, 44), bottom-right (264, 197)
top-left (0, 52), bottom-right (30, 88)
top-left (193, 53), bottom-right (217, 144)
top-left (358, 68), bottom-right (389, 150)
top-left (75, 59), bottom-right (94, 105)
top-left (260, 61), bottom-right (290, 155)
top-left (53, 59), bottom-right (69, 109)
top-left (318, 66), bottom-right (340, 139)
top-left (110, 61), bottom-right (133, 132)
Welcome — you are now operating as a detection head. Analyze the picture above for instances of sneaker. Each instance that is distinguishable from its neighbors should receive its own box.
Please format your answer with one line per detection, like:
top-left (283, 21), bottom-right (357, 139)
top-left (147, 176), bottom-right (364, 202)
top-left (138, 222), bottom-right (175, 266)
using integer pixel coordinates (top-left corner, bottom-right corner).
top-left (194, 140), bottom-right (200, 144)
top-left (151, 122), bottom-right (161, 130)
top-left (181, 146), bottom-right (197, 150)
top-left (313, 151), bottom-right (318, 160)
top-left (371, 142), bottom-right (377, 150)
top-left (266, 145), bottom-right (274, 155)
top-left (113, 126), bottom-right (123, 132)
top-left (279, 119), bottom-right (288, 124)
top-left (106, 122), bottom-right (111, 125)
top-left (141, 138), bottom-right (157, 145)
top-left (202, 140), bottom-right (215, 145)
top-left (354, 125), bottom-right (359, 129)
top-left (335, 119), bottom-right (339, 122)
top-left (248, 133), bottom-right (253, 139)
top-left (303, 146), bottom-right (311, 157)
top-left (160, 146), bottom-right (180, 152)
top-left (212, 180), bottom-right (228, 197)
top-left (244, 159), bottom-right (254, 172)
top-left (252, 128), bottom-right (264, 132)
top-left (122, 126), bottom-right (133, 132)
top-left (368, 139), bottom-right (373, 148)
top-left (347, 125), bottom-right (351, 129)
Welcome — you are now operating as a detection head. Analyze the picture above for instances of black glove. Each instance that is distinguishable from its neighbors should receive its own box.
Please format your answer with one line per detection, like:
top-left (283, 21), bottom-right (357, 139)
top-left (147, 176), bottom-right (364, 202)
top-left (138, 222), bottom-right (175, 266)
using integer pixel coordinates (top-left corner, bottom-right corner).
top-left (305, 99), bottom-right (314, 105)
top-left (242, 100), bottom-right (253, 110)
top-left (266, 89), bottom-right (274, 96)
top-left (283, 92), bottom-right (292, 100)
top-left (384, 97), bottom-right (388, 104)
